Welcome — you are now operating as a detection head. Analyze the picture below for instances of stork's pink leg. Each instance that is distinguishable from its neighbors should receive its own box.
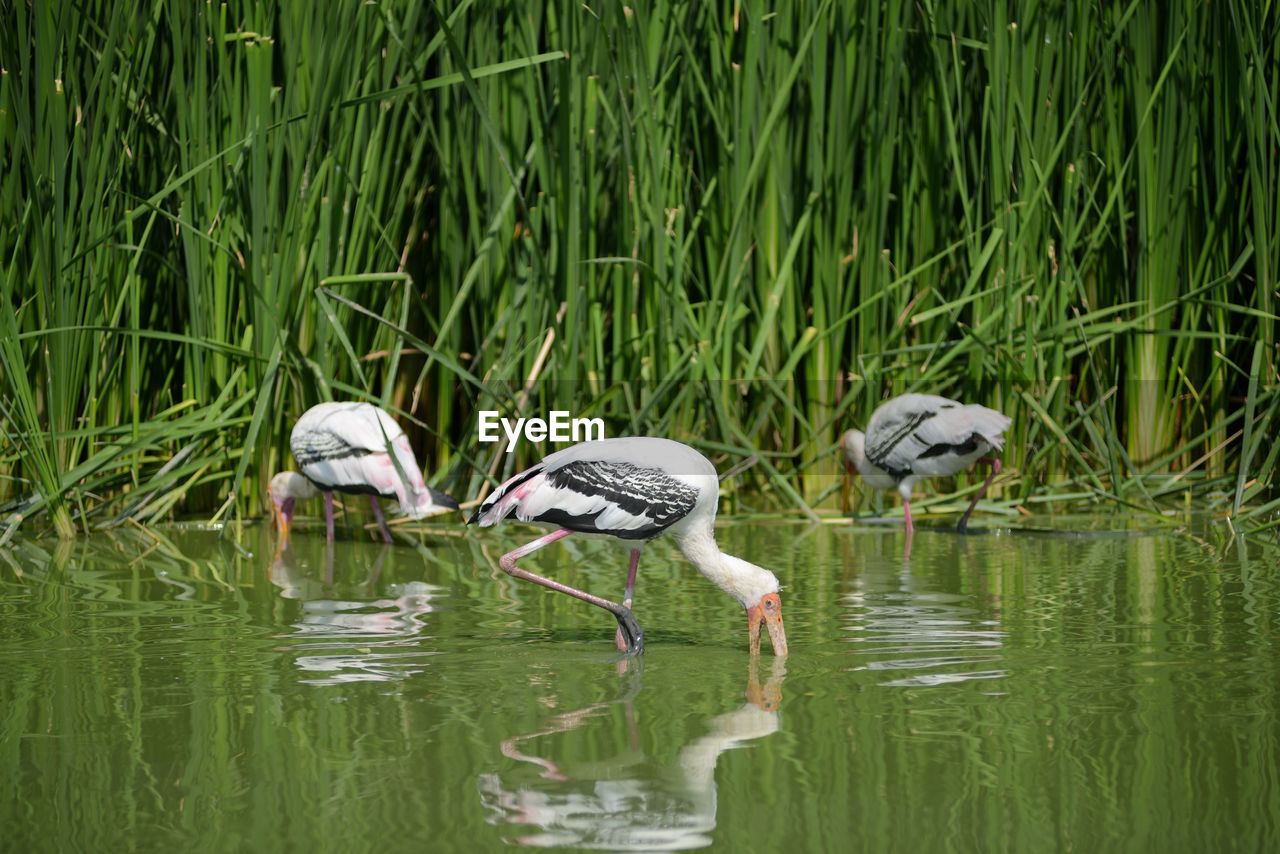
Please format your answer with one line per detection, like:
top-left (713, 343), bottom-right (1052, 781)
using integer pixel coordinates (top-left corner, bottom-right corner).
top-left (498, 529), bottom-right (644, 654)
top-left (615, 548), bottom-right (642, 651)
top-left (324, 493), bottom-right (336, 543)
top-left (902, 498), bottom-right (914, 559)
top-left (958, 457), bottom-right (1002, 534)
top-left (368, 496), bottom-right (393, 543)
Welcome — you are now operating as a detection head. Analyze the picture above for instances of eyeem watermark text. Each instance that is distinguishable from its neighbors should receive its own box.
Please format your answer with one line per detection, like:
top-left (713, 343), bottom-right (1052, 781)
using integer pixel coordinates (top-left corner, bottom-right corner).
top-left (478, 410), bottom-right (604, 452)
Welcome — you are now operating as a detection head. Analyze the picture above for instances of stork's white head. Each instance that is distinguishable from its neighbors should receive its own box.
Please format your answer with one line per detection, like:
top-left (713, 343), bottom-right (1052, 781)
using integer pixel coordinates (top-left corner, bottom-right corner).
top-left (840, 428), bottom-right (897, 490)
top-left (840, 429), bottom-right (866, 475)
top-left (268, 472), bottom-right (318, 540)
top-left (717, 555), bottom-right (788, 658)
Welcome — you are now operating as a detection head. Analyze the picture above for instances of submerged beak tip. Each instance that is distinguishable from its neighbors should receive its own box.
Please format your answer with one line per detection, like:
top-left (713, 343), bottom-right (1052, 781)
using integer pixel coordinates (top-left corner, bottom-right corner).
top-left (748, 593), bottom-right (788, 657)
top-left (271, 500), bottom-right (292, 541)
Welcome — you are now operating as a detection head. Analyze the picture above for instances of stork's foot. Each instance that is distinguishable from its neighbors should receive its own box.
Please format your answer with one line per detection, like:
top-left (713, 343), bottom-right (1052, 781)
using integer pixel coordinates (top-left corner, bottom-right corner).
top-left (614, 607), bottom-right (645, 656)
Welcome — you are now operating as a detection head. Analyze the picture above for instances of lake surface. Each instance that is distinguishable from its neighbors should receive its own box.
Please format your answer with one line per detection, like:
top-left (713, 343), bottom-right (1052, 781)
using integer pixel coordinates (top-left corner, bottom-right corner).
top-left (1, 517), bottom-right (1277, 852)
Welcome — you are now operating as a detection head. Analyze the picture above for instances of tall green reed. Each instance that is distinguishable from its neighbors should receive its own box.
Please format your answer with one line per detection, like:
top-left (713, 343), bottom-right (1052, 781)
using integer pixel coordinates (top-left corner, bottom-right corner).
top-left (1, 0), bottom-right (1275, 537)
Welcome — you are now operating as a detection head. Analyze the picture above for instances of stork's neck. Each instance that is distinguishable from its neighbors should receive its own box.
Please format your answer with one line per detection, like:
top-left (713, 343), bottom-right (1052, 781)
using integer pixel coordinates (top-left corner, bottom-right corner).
top-left (673, 523), bottom-right (780, 610)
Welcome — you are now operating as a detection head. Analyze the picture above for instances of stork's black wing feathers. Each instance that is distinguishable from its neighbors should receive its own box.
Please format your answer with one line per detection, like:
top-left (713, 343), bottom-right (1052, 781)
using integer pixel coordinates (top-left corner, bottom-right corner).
top-left (865, 408), bottom-right (939, 478)
top-left (536, 460), bottom-right (699, 540)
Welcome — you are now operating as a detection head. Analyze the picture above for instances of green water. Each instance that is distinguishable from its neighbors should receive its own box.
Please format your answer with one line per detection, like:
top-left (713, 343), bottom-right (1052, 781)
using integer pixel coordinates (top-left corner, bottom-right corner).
top-left (1, 520), bottom-right (1277, 852)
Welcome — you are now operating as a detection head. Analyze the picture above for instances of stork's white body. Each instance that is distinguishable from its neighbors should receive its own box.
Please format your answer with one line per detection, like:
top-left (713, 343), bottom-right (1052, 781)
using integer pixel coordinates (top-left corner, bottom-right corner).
top-left (843, 393), bottom-right (1011, 537)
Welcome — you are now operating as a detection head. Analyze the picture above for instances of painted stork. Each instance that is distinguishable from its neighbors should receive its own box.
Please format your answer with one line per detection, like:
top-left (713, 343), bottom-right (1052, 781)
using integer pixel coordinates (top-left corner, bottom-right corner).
top-left (842, 393), bottom-right (1011, 536)
top-left (269, 401), bottom-right (459, 543)
top-left (469, 437), bottom-right (788, 657)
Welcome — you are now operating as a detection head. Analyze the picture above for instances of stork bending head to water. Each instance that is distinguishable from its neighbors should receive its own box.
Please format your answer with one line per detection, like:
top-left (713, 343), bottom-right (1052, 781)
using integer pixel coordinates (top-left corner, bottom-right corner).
top-left (842, 393), bottom-right (1011, 537)
top-left (469, 437), bottom-right (788, 657)
top-left (269, 402), bottom-right (459, 543)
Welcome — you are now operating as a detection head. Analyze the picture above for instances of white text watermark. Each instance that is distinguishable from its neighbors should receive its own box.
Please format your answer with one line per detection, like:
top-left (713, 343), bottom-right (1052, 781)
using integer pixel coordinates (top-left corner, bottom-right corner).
top-left (478, 410), bottom-right (605, 452)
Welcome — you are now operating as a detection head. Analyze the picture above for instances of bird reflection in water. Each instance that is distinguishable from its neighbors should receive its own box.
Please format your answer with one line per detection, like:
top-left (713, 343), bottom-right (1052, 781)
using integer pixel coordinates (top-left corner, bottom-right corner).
top-left (268, 543), bottom-right (445, 685)
top-left (478, 658), bottom-right (785, 850)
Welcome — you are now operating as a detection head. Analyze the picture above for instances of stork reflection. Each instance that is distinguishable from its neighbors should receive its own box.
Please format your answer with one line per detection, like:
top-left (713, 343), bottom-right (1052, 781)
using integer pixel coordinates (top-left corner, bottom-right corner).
top-left (267, 542), bottom-right (445, 684)
top-left (479, 658), bottom-right (785, 850)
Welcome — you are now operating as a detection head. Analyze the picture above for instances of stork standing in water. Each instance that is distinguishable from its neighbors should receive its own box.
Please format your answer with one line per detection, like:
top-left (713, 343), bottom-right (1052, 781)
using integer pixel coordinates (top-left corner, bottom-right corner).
top-left (269, 402), bottom-right (459, 543)
top-left (469, 437), bottom-right (788, 657)
top-left (842, 394), bottom-right (1011, 540)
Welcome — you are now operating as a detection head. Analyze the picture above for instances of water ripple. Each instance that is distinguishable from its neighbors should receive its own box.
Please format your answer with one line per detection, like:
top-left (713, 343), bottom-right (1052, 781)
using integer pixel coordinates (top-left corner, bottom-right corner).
top-left (271, 580), bottom-right (447, 685)
top-left (841, 585), bottom-right (1008, 688)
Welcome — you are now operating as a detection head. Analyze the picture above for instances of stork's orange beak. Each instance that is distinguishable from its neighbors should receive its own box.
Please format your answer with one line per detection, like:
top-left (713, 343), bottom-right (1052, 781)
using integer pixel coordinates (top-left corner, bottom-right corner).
top-left (747, 592), bottom-right (788, 657)
top-left (271, 496), bottom-right (294, 543)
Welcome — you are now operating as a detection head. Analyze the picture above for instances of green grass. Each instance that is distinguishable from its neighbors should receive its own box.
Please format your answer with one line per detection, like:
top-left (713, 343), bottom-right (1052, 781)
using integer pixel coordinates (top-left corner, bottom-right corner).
top-left (1, 0), bottom-right (1276, 540)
